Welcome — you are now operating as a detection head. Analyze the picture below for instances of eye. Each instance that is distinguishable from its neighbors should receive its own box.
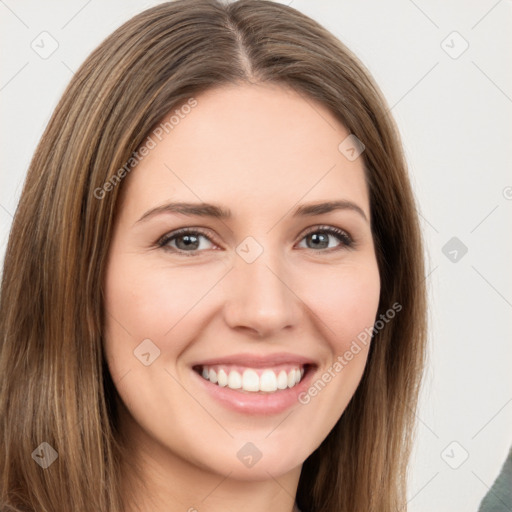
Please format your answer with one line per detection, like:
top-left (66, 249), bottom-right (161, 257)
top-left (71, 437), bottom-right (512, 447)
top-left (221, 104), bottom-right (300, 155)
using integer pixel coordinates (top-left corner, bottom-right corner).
top-left (296, 225), bottom-right (354, 251)
top-left (157, 228), bottom-right (217, 255)
top-left (156, 225), bottom-right (354, 256)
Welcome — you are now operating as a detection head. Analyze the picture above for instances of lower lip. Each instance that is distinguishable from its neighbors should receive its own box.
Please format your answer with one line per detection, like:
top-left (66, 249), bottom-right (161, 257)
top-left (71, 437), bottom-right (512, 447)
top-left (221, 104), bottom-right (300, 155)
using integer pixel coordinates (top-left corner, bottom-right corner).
top-left (191, 366), bottom-right (316, 415)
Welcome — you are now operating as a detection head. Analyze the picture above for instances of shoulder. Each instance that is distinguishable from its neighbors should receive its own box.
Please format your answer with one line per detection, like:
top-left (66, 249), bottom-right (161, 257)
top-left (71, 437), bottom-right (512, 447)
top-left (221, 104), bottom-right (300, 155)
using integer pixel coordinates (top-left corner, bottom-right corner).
top-left (478, 446), bottom-right (512, 512)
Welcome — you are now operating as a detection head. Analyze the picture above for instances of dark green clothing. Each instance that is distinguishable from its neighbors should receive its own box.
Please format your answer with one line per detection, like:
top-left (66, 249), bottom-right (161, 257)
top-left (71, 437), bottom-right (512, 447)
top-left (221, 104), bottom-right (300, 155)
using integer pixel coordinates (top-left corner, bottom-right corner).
top-left (478, 446), bottom-right (512, 511)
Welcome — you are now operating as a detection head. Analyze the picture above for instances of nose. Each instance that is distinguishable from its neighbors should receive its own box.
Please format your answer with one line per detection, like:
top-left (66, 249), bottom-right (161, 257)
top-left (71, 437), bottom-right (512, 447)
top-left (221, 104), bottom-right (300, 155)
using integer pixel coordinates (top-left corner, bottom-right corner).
top-left (222, 247), bottom-right (302, 338)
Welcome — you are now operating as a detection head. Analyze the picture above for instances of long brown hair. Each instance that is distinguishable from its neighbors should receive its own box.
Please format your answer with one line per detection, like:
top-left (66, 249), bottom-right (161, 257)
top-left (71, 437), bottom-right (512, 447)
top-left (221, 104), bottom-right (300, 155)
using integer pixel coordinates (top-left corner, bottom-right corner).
top-left (0, 1), bottom-right (427, 510)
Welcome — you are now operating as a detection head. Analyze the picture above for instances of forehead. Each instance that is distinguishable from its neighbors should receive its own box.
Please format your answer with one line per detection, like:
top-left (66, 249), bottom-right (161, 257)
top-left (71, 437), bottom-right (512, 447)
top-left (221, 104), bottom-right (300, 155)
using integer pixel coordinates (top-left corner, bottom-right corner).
top-left (120, 83), bottom-right (370, 221)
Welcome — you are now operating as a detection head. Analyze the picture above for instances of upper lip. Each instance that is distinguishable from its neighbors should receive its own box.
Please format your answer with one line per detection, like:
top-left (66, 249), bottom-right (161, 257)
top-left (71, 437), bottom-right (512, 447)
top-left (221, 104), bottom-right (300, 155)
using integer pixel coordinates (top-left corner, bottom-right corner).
top-left (192, 352), bottom-right (317, 369)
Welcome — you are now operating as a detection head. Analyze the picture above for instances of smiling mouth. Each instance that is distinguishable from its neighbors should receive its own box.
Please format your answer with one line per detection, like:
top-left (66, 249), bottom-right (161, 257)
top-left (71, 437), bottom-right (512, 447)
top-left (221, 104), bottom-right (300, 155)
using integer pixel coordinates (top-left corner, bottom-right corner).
top-left (193, 364), bottom-right (313, 394)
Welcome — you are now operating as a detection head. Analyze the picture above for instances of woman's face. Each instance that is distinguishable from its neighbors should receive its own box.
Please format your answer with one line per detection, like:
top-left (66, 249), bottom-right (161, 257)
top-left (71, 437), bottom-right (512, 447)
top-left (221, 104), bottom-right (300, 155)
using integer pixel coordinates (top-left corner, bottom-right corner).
top-left (104, 83), bottom-right (380, 482)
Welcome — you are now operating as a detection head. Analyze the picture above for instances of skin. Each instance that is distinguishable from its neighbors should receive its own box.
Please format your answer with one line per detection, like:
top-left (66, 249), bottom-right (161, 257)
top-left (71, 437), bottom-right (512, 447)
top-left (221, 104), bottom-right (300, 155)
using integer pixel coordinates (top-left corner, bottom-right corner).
top-left (103, 82), bottom-right (381, 512)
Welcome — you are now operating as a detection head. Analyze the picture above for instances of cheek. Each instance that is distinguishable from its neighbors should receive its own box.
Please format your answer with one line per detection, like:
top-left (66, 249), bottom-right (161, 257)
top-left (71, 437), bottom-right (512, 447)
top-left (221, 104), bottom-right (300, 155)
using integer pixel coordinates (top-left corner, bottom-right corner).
top-left (288, 260), bottom-right (380, 447)
top-left (104, 259), bottom-right (197, 331)
top-left (298, 260), bottom-right (381, 349)
top-left (102, 254), bottom-right (228, 367)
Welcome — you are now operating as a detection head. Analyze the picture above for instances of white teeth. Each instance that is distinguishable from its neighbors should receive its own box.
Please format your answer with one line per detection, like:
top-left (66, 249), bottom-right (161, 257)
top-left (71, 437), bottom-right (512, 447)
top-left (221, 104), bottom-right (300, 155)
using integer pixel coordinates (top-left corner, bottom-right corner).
top-left (228, 370), bottom-right (242, 389)
top-left (260, 370), bottom-right (277, 392)
top-left (287, 370), bottom-right (295, 388)
top-left (217, 369), bottom-right (228, 387)
top-left (276, 370), bottom-right (288, 390)
top-left (199, 365), bottom-right (305, 393)
top-left (208, 368), bottom-right (218, 384)
top-left (242, 369), bottom-right (260, 392)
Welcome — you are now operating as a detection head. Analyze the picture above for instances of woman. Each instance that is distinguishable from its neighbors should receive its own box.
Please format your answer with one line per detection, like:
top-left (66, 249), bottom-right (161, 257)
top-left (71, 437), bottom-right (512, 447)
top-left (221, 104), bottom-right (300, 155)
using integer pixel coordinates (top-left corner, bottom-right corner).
top-left (0, 1), bottom-right (427, 511)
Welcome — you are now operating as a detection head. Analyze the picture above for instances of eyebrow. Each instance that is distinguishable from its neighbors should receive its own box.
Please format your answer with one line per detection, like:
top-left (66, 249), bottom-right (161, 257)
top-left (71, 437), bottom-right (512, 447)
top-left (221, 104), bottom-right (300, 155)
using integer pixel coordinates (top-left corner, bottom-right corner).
top-left (136, 199), bottom-right (368, 224)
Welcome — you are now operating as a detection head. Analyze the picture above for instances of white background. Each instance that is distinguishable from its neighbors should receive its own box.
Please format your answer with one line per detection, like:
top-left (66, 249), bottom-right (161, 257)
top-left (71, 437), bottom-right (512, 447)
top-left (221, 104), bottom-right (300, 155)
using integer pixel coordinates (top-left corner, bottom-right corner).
top-left (1, 1), bottom-right (511, 510)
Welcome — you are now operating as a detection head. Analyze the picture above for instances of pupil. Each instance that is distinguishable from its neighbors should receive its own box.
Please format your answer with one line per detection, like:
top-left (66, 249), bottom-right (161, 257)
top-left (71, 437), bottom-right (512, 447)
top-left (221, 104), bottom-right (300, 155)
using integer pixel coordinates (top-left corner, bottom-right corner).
top-left (309, 233), bottom-right (328, 249)
top-left (177, 234), bottom-right (199, 250)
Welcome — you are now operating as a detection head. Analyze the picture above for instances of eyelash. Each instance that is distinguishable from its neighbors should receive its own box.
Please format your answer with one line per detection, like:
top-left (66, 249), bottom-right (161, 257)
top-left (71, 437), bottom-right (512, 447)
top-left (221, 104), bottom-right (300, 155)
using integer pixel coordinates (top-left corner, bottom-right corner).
top-left (156, 225), bottom-right (355, 256)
